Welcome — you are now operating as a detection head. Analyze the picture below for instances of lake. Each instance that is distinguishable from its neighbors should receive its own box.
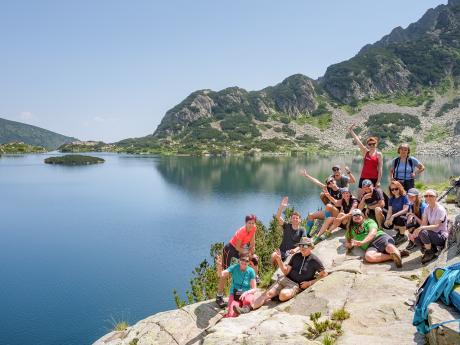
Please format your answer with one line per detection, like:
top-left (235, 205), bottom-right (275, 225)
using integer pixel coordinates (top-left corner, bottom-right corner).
top-left (1, 153), bottom-right (459, 345)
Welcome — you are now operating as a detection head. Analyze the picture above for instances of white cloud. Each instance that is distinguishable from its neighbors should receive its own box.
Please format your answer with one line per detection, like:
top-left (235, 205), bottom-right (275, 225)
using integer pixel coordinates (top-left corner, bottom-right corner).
top-left (19, 111), bottom-right (37, 122)
top-left (93, 116), bottom-right (105, 123)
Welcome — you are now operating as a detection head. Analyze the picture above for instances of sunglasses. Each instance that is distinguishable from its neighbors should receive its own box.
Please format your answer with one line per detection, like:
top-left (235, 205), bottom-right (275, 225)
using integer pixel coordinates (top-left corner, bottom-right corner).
top-left (299, 244), bottom-right (311, 248)
top-left (332, 168), bottom-right (340, 171)
top-left (367, 142), bottom-right (376, 147)
top-left (352, 214), bottom-right (363, 217)
top-left (240, 259), bottom-right (250, 263)
top-left (390, 188), bottom-right (399, 192)
top-left (327, 180), bottom-right (334, 184)
top-left (424, 195), bottom-right (435, 198)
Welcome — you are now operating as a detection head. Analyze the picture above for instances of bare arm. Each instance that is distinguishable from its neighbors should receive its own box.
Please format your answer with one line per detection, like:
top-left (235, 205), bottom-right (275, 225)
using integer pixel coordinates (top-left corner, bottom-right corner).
top-left (376, 152), bottom-right (383, 187)
top-left (300, 169), bottom-right (326, 188)
top-left (323, 187), bottom-right (340, 206)
top-left (249, 234), bottom-right (255, 256)
top-left (300, 271), bottom-right (328, 289)
top-left (367, 199), bottom-right (385, 210)
top-left (348, 124), bottom-right (367, 155)
top-left (274, 250), bottom-right (292, 276)
top-left (413, 163), bottom-right (425, 178)
top-left (353, 227), bottom-right (377, 247)
top-left (392, 204), bottom-right (409, 218)
top-left (276, 196), bottom-right (288, 225)
top-left (346, 168), bottom-right (357, 184)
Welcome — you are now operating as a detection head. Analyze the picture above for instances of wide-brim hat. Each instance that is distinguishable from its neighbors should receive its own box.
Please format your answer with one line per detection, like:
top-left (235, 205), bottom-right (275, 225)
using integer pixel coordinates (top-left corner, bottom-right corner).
top-left (297, 237), bottom-right (314, 248)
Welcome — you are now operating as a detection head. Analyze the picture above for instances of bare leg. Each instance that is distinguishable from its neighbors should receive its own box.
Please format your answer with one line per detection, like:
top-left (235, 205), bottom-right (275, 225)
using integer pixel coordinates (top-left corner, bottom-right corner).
top-left (251, 287), bottom-right (278, 310)
top-left (374, 207), bottom-right (384, 228)
top-left (364, 248), bottom-right (393, 263)
top-left (278, 287), bottom-right (299, 302)
top-left (315, 217), bottom-right (334, 238)
top-left (325, 203), bottom-right (339, 217)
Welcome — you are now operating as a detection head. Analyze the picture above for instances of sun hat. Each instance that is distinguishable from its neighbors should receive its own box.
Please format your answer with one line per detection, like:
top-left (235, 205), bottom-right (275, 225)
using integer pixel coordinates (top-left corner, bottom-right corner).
top-left (297, 237), bottom-right (314, 248)
top-left (340, 187), bottom-right (350, 193)
top-left (351, 209), bottom-right (363, 216)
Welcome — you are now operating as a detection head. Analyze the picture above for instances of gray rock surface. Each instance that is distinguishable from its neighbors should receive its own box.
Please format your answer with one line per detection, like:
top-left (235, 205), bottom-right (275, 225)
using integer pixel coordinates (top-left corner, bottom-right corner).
top-left (93, 207), bottom-right (460, 345)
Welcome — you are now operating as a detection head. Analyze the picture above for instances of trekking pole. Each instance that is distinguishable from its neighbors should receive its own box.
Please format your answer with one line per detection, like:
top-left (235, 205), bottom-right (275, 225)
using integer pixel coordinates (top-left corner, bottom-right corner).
top-left (437, 177), bottom-right (460, 202)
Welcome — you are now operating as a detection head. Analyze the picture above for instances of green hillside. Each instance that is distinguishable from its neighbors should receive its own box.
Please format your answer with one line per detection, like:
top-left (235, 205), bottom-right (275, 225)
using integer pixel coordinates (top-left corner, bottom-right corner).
top-left (0, 118), bottom-right (77, 150)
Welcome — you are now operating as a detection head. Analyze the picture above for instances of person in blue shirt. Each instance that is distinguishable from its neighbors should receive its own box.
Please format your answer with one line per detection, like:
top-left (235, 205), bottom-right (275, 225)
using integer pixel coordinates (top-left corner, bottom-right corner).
top-left (389, 143), bottom-right (425, 191)
top-left (402, 188), bottom-right (428, 254)
top-left (384, 180), bottom-right (410, 245)
top-left (216, 253), bottom-right (256, 318)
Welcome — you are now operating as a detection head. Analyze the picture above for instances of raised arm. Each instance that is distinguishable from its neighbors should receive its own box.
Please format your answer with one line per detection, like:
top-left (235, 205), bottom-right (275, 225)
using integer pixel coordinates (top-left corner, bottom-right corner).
top-left (300, 169), bottom-right (326, 189)
top-left (276, 196), bottom-right (289, 225)
top-left (273, 249), bottom-right (292, 276)
top-left (345, 166), bottom-right (356, 184)
top-left (322, 187), bottom-right (340, 207)
top-left (348, 124), bottom-right (367, 155)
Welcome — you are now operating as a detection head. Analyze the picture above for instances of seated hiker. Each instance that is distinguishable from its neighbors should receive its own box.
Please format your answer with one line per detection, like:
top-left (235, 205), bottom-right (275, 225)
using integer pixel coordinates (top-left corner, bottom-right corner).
top-left (216, 214), bottom-right (259, 308)
top-left (313, 187), bottom-right (358, 244)
top-left (389, 143), bottom-right (425, 191)
top-left (234, 237), bottom-right (327, 314)
top-left (300, 169), bottom-right (342, 206)
top-left (346, 209), bottom-right (404, 268)
top-left (384, 181), bottom-right (410, 245)
top-left (330, 164), bottom-right (356, 188)
top-left (271, 196), bottom-right (306, 263)
top-left (404, 188), bottom-right (428, 252)
top-left (410, 189), bottom-right (449, 264)
top-left (216, 253), bottom-right (256, 318)
top-left (358, 179), bottom-right (385, 228)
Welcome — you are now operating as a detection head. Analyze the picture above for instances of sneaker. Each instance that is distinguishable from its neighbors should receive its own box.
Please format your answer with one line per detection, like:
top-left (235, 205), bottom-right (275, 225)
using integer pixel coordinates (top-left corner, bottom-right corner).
top-left (394, 234), bottom-right (408, 246)
top-left (234, 305), bottom-right (251, 314)
top-left (400, 249), bottom-right (410, 258)
top-left (405, 241), bottom-right (416, 251)
top-left (421, 250), bottom-right (437, 264)
top-left (215, 295), bottom-right (227, 308)
top-left (390, 252), bottom-right (402, 268)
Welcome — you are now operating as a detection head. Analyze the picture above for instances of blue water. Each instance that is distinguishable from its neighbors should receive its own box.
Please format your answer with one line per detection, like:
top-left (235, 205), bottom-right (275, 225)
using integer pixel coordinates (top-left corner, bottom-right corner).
top-left (0, 153), bottom-right (458, 345)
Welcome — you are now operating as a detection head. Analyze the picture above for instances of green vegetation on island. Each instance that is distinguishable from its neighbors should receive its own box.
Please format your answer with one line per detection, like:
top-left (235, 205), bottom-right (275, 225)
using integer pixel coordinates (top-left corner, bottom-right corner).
top-left (0, 142), bottom-right (47, 154)
top-left (44, 155), bottom-right (105, 165)
top-left (58, 141), bottom-right (117, 153)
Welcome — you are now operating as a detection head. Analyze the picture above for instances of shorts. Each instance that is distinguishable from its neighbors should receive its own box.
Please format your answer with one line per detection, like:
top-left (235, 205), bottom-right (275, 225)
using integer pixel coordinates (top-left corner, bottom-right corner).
top-left (222, 243), bottom-right (239, 269)
top-left (268, 276), bottom-right (301, 296)
top-left (393, 215), bottom-right (406, 227)
top-left (359, 177), bottom-right (378, 188)
top-left (369, 234), bottom-right (395, 253)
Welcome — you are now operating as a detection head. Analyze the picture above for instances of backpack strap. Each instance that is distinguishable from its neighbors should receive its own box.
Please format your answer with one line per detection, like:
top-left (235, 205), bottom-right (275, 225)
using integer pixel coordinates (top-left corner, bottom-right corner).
top-left (427, 318), bottom-right (460, 332)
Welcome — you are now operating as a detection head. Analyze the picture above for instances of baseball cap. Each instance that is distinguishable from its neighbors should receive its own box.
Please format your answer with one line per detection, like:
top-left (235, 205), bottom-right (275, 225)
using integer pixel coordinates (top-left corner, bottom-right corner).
top-left (351, 209), bottom-right (363, 216)
top-left (362, 179), bottom-right (373, 187)
top-left (407, 188), bottom-right (419, 196)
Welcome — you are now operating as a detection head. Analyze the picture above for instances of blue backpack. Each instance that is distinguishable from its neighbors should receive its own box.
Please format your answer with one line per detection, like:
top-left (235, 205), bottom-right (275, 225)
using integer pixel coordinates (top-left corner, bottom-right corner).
top-left (413, 262), bottom-right (460, 334)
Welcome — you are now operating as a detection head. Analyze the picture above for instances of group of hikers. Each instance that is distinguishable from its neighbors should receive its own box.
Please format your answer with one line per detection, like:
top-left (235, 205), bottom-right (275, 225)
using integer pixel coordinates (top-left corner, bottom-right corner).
top-left (214, 125), bottom-right (449, 318)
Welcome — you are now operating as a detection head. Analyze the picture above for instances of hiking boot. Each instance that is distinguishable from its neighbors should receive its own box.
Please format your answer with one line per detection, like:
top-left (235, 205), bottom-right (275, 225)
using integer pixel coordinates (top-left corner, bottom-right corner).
top-left (405, 241), bottom-right (416, 251)
top-left (393, 233), bottom-right (408, 246)
top-left (390, 252), bottom-right (402, 268)
top-left (215, 295), bottom-right (227, 308)
top-left (400, 249), bottom-right (410, 258)
top-left (234, 305), bottom-right (251, 314)
top-left (421, 249), bottom-right (437, 264)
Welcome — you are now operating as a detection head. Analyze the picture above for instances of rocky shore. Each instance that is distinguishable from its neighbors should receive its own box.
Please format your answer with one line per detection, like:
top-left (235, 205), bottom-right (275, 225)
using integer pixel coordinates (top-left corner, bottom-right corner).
top-left (93, 194), bottom-right (460, 345)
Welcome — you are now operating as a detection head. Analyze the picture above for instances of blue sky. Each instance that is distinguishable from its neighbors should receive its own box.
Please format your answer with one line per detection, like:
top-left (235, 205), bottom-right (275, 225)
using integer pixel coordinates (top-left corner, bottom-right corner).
top-left (0, 0), bottom-right (447, 142)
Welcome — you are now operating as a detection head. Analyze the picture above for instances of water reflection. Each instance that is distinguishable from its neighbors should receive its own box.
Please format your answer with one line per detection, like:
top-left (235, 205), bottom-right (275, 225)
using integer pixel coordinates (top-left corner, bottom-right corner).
top-left (153, 155), bottom-right (460, 197)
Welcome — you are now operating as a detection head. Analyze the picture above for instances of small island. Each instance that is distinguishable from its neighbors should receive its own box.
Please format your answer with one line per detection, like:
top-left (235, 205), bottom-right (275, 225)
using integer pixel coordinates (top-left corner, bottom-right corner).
top-left (44, 154), bottom-right (105, 165)
top-left (0, 142), bottom-right (47, 154)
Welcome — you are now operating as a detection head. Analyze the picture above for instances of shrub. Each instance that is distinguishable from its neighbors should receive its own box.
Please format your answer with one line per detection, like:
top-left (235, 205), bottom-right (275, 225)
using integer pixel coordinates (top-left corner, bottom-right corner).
top-left (436, 97), bottom-right (460, 117)
top-left (364, 113), bottom-right (421, 147)
top-left (282, 125), bottom-right (295, 136)
top-left (424, 124), bottom-right (449, 143)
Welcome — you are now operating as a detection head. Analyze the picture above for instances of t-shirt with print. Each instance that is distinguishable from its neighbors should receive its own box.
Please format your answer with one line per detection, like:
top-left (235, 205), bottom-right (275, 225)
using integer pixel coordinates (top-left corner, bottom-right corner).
top-left (327, 186), bottom-right (342, 200)
top-left (347, 218), bottom-right (385, 250)
top-left (279, 223), bottom-right (306, 256)
top-left (229, 226), bottom-right (256, 249)
top-left (389, 195), bottom-right (409, 213)
top-left (287, 253), bottom-right (325, 285)
top-left (329, 174), bottom-right (350, 188)
top-left (363, 189), bottom-right (383, 207)
top-left (227, 264), bottom-right (256, 293)
top-left (392, 157), bottom-right (420, 180)
top-left (424, 203), bottom-right (448, 238)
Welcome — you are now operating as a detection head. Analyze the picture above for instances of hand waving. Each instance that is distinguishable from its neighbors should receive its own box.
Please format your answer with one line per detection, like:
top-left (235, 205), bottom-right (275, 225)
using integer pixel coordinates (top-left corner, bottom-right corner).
top-left (280, 196), bottom-right (289, 208)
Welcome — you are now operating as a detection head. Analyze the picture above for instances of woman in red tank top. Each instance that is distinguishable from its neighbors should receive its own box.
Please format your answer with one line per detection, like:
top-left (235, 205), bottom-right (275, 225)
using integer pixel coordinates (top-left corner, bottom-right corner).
top-left (348, 124), bottom-right (383, 189)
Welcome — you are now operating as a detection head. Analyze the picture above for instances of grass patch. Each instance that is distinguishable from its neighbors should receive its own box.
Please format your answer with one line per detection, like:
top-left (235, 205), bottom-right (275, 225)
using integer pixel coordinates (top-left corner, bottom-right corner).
top-left (113, 321), bottom-right (129, 331)
top-left (424, 124), bottom-right (449, 143)
top-left (331, 308), bottom-right (350, 321)
top-left (295, 113), bottom-right (332, 130)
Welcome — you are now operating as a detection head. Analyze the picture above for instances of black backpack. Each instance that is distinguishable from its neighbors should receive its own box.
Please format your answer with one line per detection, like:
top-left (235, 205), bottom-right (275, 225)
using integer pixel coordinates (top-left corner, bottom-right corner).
top-left (393, 157), bottom-right (414, 180)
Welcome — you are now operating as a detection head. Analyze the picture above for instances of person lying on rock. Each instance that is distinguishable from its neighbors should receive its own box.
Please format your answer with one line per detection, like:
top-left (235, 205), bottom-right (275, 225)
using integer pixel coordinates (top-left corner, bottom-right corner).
top-left (270, 196), bottom-right (306, 264)
top-left (234, 237), bottom-right (327, 315)
top-left (216, 253), bottom-right (257, 318)
top-left (216, 214), bottom-right (259, 308)
top-left (312, 187), bottom-right (358, 244)
top-left (358, 179), bottom-right (385, 228)
top-left (408, 189), bottom-right (448, 264)
top-left (346, 208), bottom-right (405, 268)
top-left (384, 180), bottom-right (409, 246)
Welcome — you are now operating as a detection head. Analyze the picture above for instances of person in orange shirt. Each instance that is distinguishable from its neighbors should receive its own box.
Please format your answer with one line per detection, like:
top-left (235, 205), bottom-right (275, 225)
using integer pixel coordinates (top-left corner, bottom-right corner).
top-left (216, 214), bottom-right (258, 308)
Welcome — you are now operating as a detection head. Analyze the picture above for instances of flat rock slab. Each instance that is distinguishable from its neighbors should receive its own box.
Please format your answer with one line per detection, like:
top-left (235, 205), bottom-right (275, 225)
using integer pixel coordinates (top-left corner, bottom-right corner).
top-left (428, 302), bottom-right (460, 345)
